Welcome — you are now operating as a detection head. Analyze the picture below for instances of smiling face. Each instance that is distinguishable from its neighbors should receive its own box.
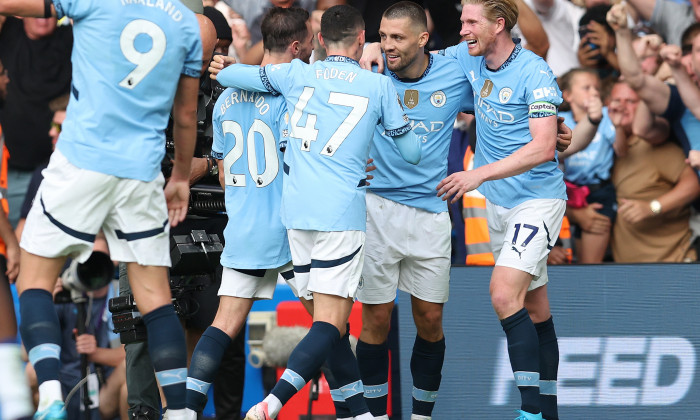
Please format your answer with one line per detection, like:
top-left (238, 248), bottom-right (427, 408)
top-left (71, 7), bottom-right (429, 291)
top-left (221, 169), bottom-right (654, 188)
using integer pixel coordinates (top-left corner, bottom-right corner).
top-left (609, 82), bottom-right (640, 129)
top-left (379, 16), bottom-right (426, 75)
top-left (459, 4), bottom-right (499, 57)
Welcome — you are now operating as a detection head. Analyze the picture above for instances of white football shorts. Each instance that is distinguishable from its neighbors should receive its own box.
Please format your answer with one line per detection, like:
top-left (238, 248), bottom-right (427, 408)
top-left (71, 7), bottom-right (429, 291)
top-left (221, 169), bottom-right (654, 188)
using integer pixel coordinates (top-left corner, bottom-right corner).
top-left (357, 192), bottom-right (451, 304)
top-left (21, 150), bottom-right (170, 266)
top-left (487, 198), bottom-right (566, 291)
top-left (219, 262), bottom-right (298, 299)
top-left (287, 229), bottom-right (365, 299)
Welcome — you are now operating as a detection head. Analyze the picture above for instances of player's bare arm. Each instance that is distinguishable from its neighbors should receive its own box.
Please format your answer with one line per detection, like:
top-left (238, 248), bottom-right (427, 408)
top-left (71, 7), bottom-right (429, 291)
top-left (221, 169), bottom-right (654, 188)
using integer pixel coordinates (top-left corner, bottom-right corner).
top-left (437, 115), bottom-right (557, 203)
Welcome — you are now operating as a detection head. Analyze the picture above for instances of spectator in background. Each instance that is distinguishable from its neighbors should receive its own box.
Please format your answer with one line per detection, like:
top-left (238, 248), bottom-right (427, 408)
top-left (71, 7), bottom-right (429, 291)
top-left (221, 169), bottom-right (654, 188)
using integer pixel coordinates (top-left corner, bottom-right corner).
top-left (523, 0), bottom-right (585, 76)
top-left (625, 0), bottom-right (699, 46)
top-left (512, 0), bottom-right (551, 59)
top-left (608, 81), bottom-right (700, 262)
top-left (0, 15), bottom-right (72, 228)
top-left (577, 5), bottom-right (619, 79)
top-left (608, 4), bottom-right (700, 170)
top-left (311, 0), bottom-right (347, 62)
top-left (204, 6), bottom-right (234, 54)
top-left (557, 68), bottom-right (616, 263)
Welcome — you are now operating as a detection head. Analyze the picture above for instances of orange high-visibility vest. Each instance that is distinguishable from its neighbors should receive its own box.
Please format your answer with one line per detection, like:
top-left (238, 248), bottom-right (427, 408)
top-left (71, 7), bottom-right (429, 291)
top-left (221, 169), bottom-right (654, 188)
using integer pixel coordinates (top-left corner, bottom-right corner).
top-left (461, 144), bottom-right (572, 265)
top-left (0, 127), bottom-right (9, 256)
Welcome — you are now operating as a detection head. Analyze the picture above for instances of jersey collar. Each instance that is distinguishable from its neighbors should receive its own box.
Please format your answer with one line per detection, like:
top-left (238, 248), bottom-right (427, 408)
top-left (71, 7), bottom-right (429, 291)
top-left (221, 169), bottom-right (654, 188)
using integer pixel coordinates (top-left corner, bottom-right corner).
top-left (325, 55), bottom-right (361, 67)
top-left (388, 53), bottom-right (433, 83)
top-left (487, 38), bottom-right (522, 72)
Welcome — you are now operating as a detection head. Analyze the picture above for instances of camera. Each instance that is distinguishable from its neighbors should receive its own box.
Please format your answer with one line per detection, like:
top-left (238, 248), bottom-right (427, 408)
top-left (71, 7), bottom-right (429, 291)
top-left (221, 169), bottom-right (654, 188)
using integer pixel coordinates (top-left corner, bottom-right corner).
top-left (54, 251), bottom-right (114, 304)
top-left (109, 230), bottom-right (224, 344)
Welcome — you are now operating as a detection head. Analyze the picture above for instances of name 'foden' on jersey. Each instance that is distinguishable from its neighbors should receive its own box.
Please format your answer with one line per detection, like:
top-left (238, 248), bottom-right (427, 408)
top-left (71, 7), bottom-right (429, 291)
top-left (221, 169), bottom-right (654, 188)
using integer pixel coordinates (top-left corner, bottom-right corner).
top-left (315, 68), bottom-right (358, 83)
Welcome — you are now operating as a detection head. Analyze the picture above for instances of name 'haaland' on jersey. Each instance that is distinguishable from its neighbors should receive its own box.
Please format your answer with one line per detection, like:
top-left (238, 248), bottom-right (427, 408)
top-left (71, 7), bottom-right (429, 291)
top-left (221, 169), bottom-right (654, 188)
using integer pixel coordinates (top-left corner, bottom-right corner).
top-left (218, 90), bottom-right (270, 116)
top-left (120, 0), bottom-right (184, 22)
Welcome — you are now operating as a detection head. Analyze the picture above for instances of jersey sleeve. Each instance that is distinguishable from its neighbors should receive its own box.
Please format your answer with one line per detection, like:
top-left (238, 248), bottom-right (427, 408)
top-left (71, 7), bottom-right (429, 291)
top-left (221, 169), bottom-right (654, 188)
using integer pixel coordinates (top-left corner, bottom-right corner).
top-left (182, 23), bottom-right (203, 78)
top-left (211, 92), bottom-right (227, 160)
top-left (262, 61), bottom-right (299, 96)
top-left (52, 0), bottom-right (94, 20)
top-left (217, 64), bottom-right (271, 93)
top-left (379, 77), bottom-right (411, 136)
top-left (525, 60), bottom-right (562, 118)
top-left (460, 76), bottom-right (475, 113)
top-left (439, 42), bottom-right (466, 60)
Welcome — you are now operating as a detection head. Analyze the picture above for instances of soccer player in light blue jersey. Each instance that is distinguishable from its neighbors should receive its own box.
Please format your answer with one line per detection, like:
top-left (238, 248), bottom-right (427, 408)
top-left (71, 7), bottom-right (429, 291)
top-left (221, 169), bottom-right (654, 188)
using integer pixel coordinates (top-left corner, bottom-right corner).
top-left (437, 1), bottom-right (566, 419)
top-left (352, 3), bottom-right (474, 420)
top-left (0, 1), bottom-right (201, 419)
top-left (216, 5), bottom-right (420, 420)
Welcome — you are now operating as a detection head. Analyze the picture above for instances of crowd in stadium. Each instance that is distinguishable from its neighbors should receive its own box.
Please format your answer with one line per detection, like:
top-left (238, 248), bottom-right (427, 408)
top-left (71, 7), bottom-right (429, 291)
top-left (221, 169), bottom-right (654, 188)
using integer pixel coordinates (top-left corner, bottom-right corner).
top-left (0, 0), bottom-right (698, 419)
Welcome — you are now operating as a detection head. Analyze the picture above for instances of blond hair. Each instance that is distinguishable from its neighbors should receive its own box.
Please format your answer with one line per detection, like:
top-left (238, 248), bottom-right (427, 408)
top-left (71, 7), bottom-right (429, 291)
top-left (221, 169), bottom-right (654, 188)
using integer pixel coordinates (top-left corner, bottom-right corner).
top-left (461, 0), bottom-right (519, 32)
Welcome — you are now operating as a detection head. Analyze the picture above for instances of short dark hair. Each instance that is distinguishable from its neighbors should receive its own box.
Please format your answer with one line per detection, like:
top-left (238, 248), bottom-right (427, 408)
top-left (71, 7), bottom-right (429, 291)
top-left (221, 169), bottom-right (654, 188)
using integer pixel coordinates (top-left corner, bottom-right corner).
top-left (320, 4), bottom-right (364, 45)
top-left (681, 22), bottom-right (700, 55)
top-left (261, 7), bottom-right (310, 53)
top-left (382, 1), bottom-right (427, 32)
top-left (49, 93), bottom-right (70, 113)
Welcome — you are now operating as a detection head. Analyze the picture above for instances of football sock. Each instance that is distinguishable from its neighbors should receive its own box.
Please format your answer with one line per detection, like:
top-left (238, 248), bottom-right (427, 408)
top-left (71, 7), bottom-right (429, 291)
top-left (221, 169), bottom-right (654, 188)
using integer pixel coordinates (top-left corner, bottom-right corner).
top-left (356, 339), bottom-right (390, 416)
top-left (410, 335), bottom-right (445, 417)
top-left (501, 308), bottom-right (540, 415)
top-left (535, 317), bottom-right (559, 420)
top-left (186, 326), bottom-right (232, 412)
top-left (325, 324), bottom-right (370, 417)
top-left (270, 321), bottom-right (340, 416)
top-left (19, 289), bottom-right (61, 387)
top-left (143, 305), bottom-right (188, 410)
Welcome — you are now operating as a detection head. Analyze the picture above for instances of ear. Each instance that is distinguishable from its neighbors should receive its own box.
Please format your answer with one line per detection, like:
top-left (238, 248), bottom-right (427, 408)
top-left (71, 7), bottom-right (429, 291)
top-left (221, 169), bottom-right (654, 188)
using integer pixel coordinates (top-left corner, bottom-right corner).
top-left (358, 29), bottom-right (366, 46)
top-left (318, 31), bottom-right (327, 50)
top-left (290, 39), bottom-right (300, 56)
top-left (418, 31), bottom-right (430, 49)
top-left (496, 17), bottom-right (506, 34)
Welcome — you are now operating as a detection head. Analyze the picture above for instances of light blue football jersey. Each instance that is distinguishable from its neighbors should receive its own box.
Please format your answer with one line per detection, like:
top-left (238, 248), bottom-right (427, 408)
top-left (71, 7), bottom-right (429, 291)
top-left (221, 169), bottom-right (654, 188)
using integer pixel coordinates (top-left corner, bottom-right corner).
top-left (442, 41), bottom-right (567, 209)
top-left (559, 109), bottom-right (616, 185)
top-left (217, 56), bottom-right (412, 231)
top-left (53, 0), bottom-right (202, 182)
top-left (211, 88), bottom-right (291, 269)
top-left (369, 53), bottom-right (474, 214)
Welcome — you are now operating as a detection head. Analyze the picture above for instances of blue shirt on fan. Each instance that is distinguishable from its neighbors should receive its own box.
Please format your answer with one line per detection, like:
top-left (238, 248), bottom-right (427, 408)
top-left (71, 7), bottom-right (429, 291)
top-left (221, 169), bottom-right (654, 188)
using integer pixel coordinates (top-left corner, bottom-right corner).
top-left (212, 88), bottom-right (291, 269)
top-left (53, 0), bottom-right (202, 182)
top-left (441, 40), bottom-right (566, 209)
top-left (559, 109), bottom-right (616, 185)
top-left (369, 53), bottom-right (474, 214)
top-left (217, 56), bottom-right (414, 232)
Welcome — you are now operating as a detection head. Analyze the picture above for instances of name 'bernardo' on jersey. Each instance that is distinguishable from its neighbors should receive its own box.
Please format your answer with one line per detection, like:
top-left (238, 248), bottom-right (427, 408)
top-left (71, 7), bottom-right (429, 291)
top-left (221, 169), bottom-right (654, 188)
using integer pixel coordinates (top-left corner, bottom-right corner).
top-left (315, 68), bottom-right (358, 83)
top-left (121, 0), bottom-right (184, 22)
top-left (219, 90), bottom-right (270, 116)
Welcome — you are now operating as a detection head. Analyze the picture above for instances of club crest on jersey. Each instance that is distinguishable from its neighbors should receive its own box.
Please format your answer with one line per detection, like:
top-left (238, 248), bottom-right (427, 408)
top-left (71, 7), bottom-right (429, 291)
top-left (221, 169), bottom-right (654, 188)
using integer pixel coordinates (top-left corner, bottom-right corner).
top-left (430, 90), bottom-right (446, 108)
top-left (498, 87), bottom-right (513, 104)
top-left (403, 89), bottom-right (419, 109)
top-left (480, 80), bottom-right (494, 98)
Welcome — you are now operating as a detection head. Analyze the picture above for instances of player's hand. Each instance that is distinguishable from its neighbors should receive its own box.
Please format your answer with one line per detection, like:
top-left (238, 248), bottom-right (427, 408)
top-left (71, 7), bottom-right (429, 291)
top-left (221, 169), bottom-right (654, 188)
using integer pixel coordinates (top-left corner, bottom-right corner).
top-left (585, 91), bottom-right (603, 123)
top-left (556, 117), bottom-right (572, 152)
top-left (659, 44), bottom-right (683, 68)
top-left (364, 158), bottom-right (377, 185)
top-left (360, 42), bottom-right (384, 73)
top-left (634, 34), bottom-right (663, 59)
top-left (606, 3), bottom-right (629, 32)
top-left (569, 202), bottom-right (611, 234)
top-left (209, 55), bottom-right (237, 80)
top-left (618, 198), bottom-right (654, 223)
top-left (687, 150), bottom-right (700, 170)
top-left (74, 330), bottom-right (97, 356)
top-left (436, 170), bottom-right (482, 203)
top-left (5, 242), bottom-right (19, 283)
top-left (547, 246), bottom-right (569, 265)
top-left (164, 178), bottom-right (190, 227)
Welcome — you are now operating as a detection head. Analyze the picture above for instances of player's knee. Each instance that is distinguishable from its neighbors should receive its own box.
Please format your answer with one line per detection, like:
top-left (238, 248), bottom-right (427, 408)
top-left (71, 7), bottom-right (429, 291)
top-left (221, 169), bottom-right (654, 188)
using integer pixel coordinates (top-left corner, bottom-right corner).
top-left (361, 304), bottom-right (392, 338)
top-left (414, 308), bottom-right (443, 334)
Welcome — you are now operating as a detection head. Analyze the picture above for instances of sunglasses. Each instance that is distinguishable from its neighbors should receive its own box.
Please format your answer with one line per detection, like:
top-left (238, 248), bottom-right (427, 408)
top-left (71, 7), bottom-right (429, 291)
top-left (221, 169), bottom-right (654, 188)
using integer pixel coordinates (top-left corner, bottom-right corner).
top-left (51, 121), bottom-right (62, 133)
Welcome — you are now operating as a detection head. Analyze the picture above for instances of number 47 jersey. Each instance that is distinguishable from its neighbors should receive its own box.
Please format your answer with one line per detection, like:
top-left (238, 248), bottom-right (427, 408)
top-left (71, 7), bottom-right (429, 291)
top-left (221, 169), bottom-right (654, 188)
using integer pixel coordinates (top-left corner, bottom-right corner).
top-left (254, 57), bottom-right (411, 232)
top-left (211, 89), bottom-right (291, 270)
top-left (52, 0), bottom-right (202, 183)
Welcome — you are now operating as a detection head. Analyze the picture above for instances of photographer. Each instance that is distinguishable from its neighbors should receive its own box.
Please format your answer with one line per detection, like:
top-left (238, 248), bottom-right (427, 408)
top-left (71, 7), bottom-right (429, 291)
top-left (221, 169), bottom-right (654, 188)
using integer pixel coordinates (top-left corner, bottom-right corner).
top-left (116, 10), bottom-right (245, 420)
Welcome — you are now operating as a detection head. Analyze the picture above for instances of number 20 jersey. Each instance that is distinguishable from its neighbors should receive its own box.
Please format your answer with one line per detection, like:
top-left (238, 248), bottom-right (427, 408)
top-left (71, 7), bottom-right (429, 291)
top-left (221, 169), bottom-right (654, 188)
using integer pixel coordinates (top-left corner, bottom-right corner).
top-left (212, 88), bottom-right (291, 270)
top-left (260, 57), bottom-right (411, 232)
top-left (52, 0), bottom-right (202, 182)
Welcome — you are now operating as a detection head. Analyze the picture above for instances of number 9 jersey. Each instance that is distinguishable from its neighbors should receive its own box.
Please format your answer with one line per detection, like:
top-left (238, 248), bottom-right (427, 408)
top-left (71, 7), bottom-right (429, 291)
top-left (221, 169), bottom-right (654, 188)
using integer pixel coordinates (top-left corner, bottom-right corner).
top-left (211, 88), bottom-right (291, 270)
top-left (52, 0), bottom-right (202, 182)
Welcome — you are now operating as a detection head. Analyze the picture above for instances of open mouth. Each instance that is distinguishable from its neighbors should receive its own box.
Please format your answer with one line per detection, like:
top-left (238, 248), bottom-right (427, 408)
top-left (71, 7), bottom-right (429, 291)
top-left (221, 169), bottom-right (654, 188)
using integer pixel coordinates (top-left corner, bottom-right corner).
top-left (466, 39), bottom-right (477, 45)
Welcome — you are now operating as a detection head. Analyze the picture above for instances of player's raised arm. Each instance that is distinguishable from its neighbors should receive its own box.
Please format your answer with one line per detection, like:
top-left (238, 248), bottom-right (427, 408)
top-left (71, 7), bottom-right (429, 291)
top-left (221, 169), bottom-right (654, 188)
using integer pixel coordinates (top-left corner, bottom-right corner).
top-left (217, 63), bottom-right (278, 93)
top-left (0, 0), bottom-right (54, 17)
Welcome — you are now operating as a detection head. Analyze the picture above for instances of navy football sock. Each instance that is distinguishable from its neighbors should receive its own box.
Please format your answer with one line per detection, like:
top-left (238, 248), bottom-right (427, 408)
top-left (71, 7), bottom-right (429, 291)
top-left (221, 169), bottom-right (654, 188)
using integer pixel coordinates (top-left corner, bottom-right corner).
top-left (143, 305), bottom-right (188, 410)
top-left (501, 308), bottom-right (540, 415)
top-left (356, 339), bottom-right (389, 416)
top-left (410, 335), bottom-right (445, 416)
top-left (325, 325), bottom-right (369, 417)
top-left (186, 326), bottom-right (232, 412)
top-left (19, 289), bottom-right (61, 385)
top-left (535, 317), bottom-right (559, 420)
top-left (271, 321), bottom-right (340, 405)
